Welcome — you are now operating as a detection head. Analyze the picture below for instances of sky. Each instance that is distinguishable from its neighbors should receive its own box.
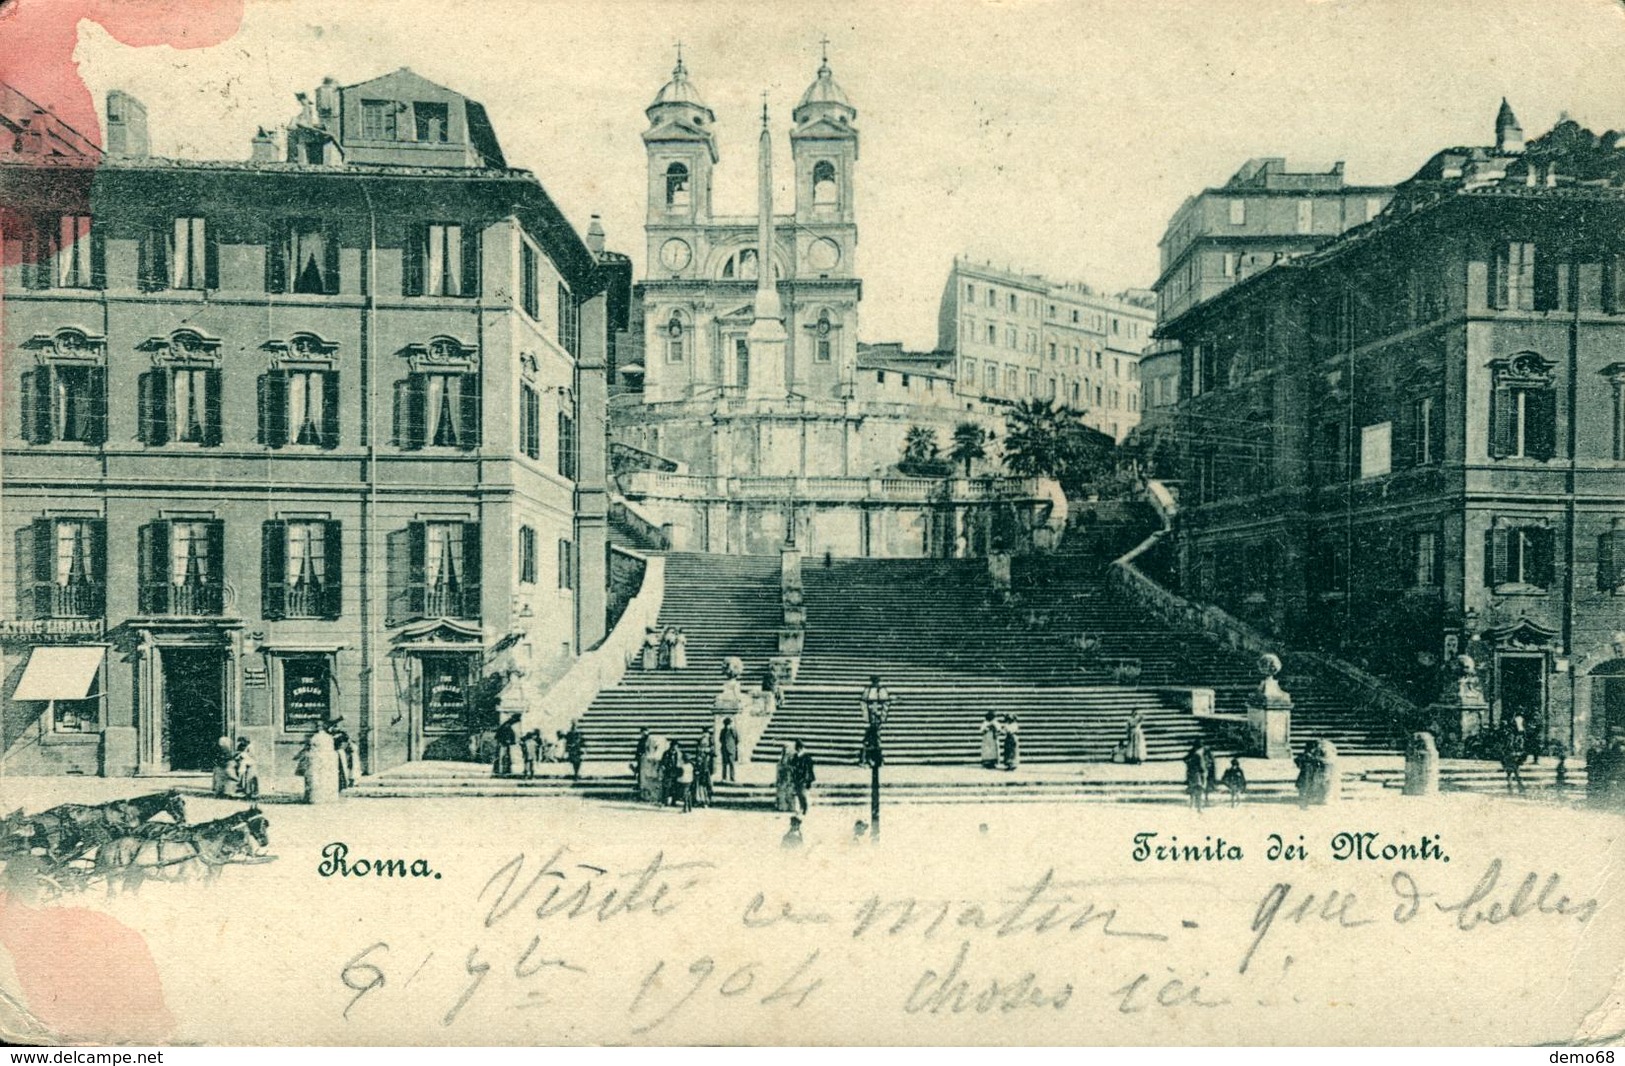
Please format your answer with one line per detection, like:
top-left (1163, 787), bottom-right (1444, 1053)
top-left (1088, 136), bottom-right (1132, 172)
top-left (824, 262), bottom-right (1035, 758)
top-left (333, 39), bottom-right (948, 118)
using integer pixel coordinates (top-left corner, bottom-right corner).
top-left (53, 0), bottom-right (1625, 348)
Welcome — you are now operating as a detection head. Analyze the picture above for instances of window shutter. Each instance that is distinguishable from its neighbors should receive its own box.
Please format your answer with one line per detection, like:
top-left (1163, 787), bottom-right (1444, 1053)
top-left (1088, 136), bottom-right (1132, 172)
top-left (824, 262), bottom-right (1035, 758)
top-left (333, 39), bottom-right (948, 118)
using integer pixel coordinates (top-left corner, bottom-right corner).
top-left (259, 372), bottom-right (288, 447)
top-left (31, 518), bottom-right (53, 618)
top-left (404, 375), bottom-right (427, 450)
top-left (1600, 532), bottom-right (1619, 592)
top-left (204, 519), bottom-right (225, 608)
top-left (204, 226), bottom-right (219, 290)
top-left (321, 371), bottom-right (341, 449)
top-left (1486, 527), bottom-right (1507, 588)
top-left (323, 520), bottom-right (343, 618)
top-left (262, 520), bottom-right (286, 620)
top-left (266, 222), bottom-right (287, 293)
top-left (460, 225), bottom-right (480, 297)
top-left (20, 220), bottom-right (44, 290)
top-left (18, 371), bottom-right (39, 443)
top-left (84, 367), bottom-right (107, 444)
top-left (140, 520), bottom-right (170, 613)
top-left (138, 225), bottom-right (161, 291)
top-left (89, 227), bottom-right (105, 289)
top-left (403, 224), bottom-right (424, 296)
top-left (138, 369), bottom-right (169, 445)
top-left (1396, 400), bottom-right (1416, 470)
top-left (85, 519), bottom-right (106, 616)
top-left (459, 372), bottom-right (481, 450)
top-left (460, 522), bottom-right (482, 618)
top-left (1489, 245), bottom-right (1508, 309)
top-left (1530, 527), bottom-right (1555, 588)
top-left (1489, 386), bottom-right (1514, 458)
top-left (407, 523), bottom-right (427, 618)
top-left (322, 221), bottom-right (341, 295)
top-left (1525, 388), bottom-right (1556, 460)
top-left (202, 368), bottom-right (223, 446)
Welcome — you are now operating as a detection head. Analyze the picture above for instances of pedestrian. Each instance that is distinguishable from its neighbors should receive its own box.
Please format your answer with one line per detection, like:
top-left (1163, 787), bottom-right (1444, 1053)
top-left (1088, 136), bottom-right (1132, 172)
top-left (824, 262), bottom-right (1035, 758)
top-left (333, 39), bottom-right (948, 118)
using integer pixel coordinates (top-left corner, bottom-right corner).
top-left (790, 740), bottom-right (817, 814)
top-left (679, 754), bottom-right (695, 813)
top-left (781, 816), bottom-right (804, 849)
top-left (774, 745), bottom-right (796, 812)
top-left (212, 736), bottom-right (234, 797)
top-left (761, 661), bottom-right (780, 713)
top-left (852, 820), bottom-right (869, 841)
top-left (719, 717), bottom-right (740, 782)
top-left (694, 731), bottom-right (714, 807)
top-left (494, 713), bottom-right (521, 777)
top-left (1001, 715), bottom-right (1021, 771)
top-left (565, 721), bottom-right (585, 780)
top-left (979, 710), bottom-right (999, 769)
top-left (329, 717), bottom-right (356, 791)
top-left (520, 729), bottom-right (543, 779)
top-left (661, 739), bottom-right (685, 807)
top-left (1221, 757), bottom-right (1247, 807)
top-left (1552, 741), bottom-right (1569, 791)
top-left (1201, 741), bottom-right (1218, 800)
top-left (232, 737), bottom-right (260, 800)
top-left (823, 550), bottom-right (833, 569)
top-left (1501, 718), bottom-right (1527, 794)
top-left (669, 629), bottom-right (688, 670)
top-left (1124, 710), bottom-right (1148, 765)
top-left (1184, 742), bottom-right (1208, 812)
top-left (1294, 741), bottom-right (1321, 810)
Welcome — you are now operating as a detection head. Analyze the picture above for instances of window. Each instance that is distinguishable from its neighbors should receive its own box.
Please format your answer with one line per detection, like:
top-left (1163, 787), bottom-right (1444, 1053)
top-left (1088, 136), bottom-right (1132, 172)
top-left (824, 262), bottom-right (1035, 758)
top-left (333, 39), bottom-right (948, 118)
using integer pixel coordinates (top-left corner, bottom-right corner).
top-left (1047, 378), bottom-right (1056, 400)
top-left (664, 313), bottom-right (687, 363)
top-left (558, 538), bottom-right (574, 590)
top-left (1410, 530), bottom-right (1439, 588)
top-left (876, 370), bottom-right (886, 385)
top-left (144, 217), bottom-right (213, 290)
top-left (1359, 422), bottom-right (1392, 479)
top-left (1228, 199), bottom-right (1245, 225)
top-left (420, 652), bottom-right (476, 731)
top-left (414, 521), bottom-right (480, 619)
top-left (519, 526), bottom-right (537, 585)
top-left (361, 99), bottom-right (400, 140)
top-left (414, 101), bottom-right (449, 142)
top-left (520, 242), bottom-right (540, 319)
top-left (28, 518), bottom-right (104, 618)
top-left (557, 407), bottom-right (577, 480)
top-left (1071, 382), bottom-right (1080, 405)
top-left (1599, 524), bottom-right (1625, 594)
top-left (1318, 420), bottom-right (1347, 483)
top-left (557, 285), bottom-right (579, 356)
top-left (812, 160), bottom-right (837, 205)
top-left (815, 310), bottom-right (834, 362)
top-left (263, 519), bottom-right (341, 619)
top-left (139, 367), bottom-right (222, 446)
top-left (1489, 352), bottom-right (1556, 460)
top-left (396, 372), bottom-right (480, 450)
top-left (1409, 396), bottom-right (1437, 465)
top-left (260, 368), bottom-right (338, 448)
top-left (1006, 327), bottom-right (1018, 350)
top-left (269, 219), bottom-right (339, 295)
top-left (519, 383), bottom-right (541, 459)
top-left (28, 215), bottom-right (101, 290)
top-left (734, 338), bottom-right (750, 390)
top-left (20, 364), bottom-right (105, 444)
top-left (984, 364), bottom-right (997, 392)
top-left (139, 519), bottom-right (223, 615)
top-left (280, 655), bottom-right (333, 732)
top-left (965, 283), bottom-right (975, 302)
top-left (1026, 370), bottom-right (1039, 396)
top-left (1611, 371), bottom-right (1625, 461)
top-left (1295, 200), bottom-right (1312, 234)
top-left (986, 324), bottom-right (996, 344)
top-left (665, 162), bottom-right (691, 208)
top-left (1006, 367), bottom-right (1019, 393)
top-left (406, 223), bottom-right (478, 297)
top-left (1048, 342), bottom-right (1057, 361)
top-left (1606, 255), bottom-right (1625, 315)
top-left (963, 358), bottom-right (976, 381)
top-left (1222, 252), bottom-right (1236, 278)
top-left (1366, 197), bottom-right (1384, 222)
top-left (1490, 241), bottom-right (1536, 311)
top-left (1485, 524), bottom-right (1555, 590)
top-left (985, 288), bottom-right (996, 308)
top-left (1008, 293), bottom-right (1018, 313)
top-left (1071, 309), bottom-right (1080, 325)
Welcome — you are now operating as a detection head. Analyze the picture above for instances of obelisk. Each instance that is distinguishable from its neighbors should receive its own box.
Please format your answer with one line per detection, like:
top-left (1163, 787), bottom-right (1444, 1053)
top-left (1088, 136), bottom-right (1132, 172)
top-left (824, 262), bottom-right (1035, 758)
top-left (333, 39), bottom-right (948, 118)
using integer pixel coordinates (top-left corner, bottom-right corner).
top-left (746, 97), bottom-right (787, 400)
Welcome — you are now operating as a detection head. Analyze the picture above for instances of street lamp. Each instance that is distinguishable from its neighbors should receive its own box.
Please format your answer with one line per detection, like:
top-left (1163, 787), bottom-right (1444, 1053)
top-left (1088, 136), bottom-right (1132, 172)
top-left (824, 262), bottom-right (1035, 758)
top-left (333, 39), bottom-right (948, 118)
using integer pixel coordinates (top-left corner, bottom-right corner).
top-left (861, 679), bottom-right (889, 841)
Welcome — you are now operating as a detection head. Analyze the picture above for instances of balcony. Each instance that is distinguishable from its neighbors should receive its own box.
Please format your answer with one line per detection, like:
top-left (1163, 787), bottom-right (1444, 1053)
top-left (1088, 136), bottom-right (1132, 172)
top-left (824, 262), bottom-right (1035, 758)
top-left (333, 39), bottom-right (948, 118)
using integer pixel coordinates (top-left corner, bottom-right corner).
top-left (423, 584), bottom-right (476, 620)
top-left (283, 583), bottom-right (334, 619)
top-left (40, 581), bottom-right (103, 619)
top-left (140, 578), bottom-right (224, 617)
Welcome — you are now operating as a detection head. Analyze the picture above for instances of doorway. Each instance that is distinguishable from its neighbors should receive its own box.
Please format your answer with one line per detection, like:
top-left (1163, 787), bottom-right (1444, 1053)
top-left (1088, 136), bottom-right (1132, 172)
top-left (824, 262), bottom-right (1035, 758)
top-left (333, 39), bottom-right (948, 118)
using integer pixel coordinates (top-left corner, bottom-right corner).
top-left (1592, 665), bottom-right (1625, 741)
top-left (161, 647), bottom-right (227, 771)
top-left (1496, 654), bottom-right (1545, 734)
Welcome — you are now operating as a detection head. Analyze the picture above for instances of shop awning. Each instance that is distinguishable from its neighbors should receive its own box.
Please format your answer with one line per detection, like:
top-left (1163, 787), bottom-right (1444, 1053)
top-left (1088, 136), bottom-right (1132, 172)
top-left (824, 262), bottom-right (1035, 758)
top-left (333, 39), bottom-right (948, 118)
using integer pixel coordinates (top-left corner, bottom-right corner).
top-left (12, 645), bottom-right (106, 702)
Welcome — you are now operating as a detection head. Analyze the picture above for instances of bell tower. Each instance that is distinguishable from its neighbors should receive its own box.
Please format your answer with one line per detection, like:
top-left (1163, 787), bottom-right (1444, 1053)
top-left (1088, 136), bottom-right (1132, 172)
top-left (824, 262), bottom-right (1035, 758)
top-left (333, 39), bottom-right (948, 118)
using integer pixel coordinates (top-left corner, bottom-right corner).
top-left (791, 40), bottom-right (859, 231)
top-left (643, 48), bottom-right (718, 231)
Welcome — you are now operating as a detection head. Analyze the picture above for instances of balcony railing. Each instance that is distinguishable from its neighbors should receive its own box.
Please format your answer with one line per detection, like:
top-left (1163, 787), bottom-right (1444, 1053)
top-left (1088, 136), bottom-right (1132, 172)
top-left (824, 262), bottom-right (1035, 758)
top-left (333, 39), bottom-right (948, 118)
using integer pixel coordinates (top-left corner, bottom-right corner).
top-left (423, 584), bottom-right (475, 619)
top-left (40, 581), bottom-right (103, 619)
top-left (283, 583), bottom-right (332, 619)
top-left (140, 578), bottom-right (224, 616)
top-left (622, 471), bottom-right (1042, 504)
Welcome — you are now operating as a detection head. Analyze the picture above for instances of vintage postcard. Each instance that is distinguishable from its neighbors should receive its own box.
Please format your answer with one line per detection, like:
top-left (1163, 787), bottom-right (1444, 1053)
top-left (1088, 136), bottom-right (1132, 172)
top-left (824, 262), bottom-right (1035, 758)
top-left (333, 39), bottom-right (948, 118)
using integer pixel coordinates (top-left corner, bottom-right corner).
top-left (0, 0), bottom-right (1621, 1047)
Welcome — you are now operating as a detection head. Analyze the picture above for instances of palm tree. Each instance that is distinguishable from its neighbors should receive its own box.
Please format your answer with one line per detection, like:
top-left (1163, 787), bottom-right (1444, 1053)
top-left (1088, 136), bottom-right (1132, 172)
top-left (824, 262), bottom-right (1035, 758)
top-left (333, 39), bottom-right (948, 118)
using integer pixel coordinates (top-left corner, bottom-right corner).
top-left (902, 425), bottom-right (939, 465)
top-left (948, 421), bottom-right (988, 477)
top-left (1000, 399), bottom-right (1112, 494)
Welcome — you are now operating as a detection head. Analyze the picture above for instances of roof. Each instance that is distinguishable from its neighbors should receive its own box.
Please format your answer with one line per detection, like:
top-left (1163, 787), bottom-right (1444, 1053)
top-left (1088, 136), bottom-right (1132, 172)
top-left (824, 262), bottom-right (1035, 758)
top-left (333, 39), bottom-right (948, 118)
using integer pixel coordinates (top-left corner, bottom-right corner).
top-left (798, 60), bottom-right (851, 111)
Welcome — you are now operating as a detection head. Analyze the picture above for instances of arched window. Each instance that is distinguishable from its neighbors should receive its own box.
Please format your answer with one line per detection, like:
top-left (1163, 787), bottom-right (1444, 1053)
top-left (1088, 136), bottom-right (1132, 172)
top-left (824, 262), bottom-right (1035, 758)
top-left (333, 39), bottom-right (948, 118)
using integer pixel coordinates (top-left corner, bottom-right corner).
top-left (812, 160), bottom-right (838, 206)
top-left (815, 310), bottom-right (834, 363)
top-left (665, 162), bottom-right (690, 208)
top-left (664, 312), bottom-right (687, 363)
top-left (721, 248), bottom-right (760, 281)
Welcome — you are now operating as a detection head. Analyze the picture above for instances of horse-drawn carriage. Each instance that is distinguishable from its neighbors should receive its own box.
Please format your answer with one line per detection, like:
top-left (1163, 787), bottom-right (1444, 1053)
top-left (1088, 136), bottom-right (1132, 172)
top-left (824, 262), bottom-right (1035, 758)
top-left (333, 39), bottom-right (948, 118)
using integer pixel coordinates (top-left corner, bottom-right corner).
top-left (0, 790), bottom-right (273, 897)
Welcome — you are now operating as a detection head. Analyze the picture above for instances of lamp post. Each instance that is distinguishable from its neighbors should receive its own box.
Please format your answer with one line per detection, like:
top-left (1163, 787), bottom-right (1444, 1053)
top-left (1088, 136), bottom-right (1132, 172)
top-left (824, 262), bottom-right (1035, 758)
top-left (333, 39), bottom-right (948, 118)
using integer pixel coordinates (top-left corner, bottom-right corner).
top-left (861, 681), bottom-right (889, 841)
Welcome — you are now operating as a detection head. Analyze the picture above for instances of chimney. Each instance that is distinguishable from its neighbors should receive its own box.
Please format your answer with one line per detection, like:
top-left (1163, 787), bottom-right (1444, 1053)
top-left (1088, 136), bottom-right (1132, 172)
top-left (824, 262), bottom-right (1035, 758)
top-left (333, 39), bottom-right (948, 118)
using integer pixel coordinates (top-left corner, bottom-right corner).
top-left (585, 214), bottom-right (606, 255)
top-left (250, 127), bottom-right (278, 163)
top-left (105, 91), bottom-right (149, 157)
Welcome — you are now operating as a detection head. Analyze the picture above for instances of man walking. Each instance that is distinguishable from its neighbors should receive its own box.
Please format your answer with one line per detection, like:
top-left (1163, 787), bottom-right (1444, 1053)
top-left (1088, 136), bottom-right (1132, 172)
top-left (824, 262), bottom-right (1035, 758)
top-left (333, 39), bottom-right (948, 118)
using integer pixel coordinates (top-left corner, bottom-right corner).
top-left (790, 739), bottom-right (816, 815)
top-left (719, 717), bottom-right (739, 783)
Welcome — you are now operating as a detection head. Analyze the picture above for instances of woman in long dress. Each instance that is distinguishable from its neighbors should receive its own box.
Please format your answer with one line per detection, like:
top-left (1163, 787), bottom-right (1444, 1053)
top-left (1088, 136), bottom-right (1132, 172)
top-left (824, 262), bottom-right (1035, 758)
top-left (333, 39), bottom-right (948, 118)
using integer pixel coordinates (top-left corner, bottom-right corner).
top-left (774, 746), bottom-right (796, 812)
top-left (1001, 715), bottom-right (1021, 771)
top-left (1125, 711), bottom-right (1148, 765)
top-left (979, 711), bottom-right (999, 769)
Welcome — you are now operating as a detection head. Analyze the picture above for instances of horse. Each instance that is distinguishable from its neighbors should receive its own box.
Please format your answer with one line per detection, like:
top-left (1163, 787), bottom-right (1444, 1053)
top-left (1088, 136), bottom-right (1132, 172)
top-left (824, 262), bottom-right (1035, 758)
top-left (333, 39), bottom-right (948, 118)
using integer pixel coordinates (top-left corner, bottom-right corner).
top-left (94, 808), bottom-right (270, 894)
top-left (2, 790), bottom-right (187, 863)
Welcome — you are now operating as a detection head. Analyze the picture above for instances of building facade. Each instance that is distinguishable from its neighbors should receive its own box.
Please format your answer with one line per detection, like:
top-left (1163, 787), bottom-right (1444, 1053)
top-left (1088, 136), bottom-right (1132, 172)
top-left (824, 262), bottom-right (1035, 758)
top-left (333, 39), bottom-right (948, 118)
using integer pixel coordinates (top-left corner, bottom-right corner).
top-left (936, 258), bottom-right (1154, 442)
top-left (1158, 106), bottom-right (1625, 757)
top-left (0, 69), bottom-right (628, 778)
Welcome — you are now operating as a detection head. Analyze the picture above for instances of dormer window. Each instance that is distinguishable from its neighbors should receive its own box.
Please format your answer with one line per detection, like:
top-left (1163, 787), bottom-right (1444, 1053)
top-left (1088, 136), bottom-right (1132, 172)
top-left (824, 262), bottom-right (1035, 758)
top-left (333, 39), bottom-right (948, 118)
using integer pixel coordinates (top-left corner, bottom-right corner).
top-left (414, 101), bottom-right (449, 143)
top-left (665, 163), bottom-right (691, 208)
top-left (360, 99), bottom-right (401, 141)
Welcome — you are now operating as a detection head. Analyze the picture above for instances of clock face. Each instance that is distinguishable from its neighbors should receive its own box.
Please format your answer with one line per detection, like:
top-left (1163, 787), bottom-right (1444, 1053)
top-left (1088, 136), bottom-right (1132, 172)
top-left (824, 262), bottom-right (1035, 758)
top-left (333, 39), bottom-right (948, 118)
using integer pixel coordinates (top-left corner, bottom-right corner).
top-left (807, 237), bottom-right (840, 272)
top-left (659, 238), bottom-right (692, 272)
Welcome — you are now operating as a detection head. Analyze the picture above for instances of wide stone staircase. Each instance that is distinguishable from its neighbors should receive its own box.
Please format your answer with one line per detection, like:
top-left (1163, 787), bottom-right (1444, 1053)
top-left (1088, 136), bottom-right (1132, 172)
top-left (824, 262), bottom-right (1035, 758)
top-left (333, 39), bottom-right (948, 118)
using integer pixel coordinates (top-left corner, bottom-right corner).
top-left (572, 553), bottom-right (781, 764)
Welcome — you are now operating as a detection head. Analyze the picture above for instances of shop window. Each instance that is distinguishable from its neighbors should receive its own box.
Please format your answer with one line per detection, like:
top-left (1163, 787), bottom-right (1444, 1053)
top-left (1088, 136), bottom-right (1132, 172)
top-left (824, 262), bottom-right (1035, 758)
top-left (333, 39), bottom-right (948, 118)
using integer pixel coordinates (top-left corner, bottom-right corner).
top-left (280, 655), bottom-right (333, 732)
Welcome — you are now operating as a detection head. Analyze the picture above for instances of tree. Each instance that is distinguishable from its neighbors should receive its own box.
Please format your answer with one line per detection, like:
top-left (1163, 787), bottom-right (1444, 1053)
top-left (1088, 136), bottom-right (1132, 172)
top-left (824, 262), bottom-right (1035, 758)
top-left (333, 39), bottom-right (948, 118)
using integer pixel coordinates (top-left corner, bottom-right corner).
top-left (898, 425), bottom-right (952, 477)
top-left (948, 421), bottom-right (988, 477)
top-left (1000, 399), bottom-right (1113, 496)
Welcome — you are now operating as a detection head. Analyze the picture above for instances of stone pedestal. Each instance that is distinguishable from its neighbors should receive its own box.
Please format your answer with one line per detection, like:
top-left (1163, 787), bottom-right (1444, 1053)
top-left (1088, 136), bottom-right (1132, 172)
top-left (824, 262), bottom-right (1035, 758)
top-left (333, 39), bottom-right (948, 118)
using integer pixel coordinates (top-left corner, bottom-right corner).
top-left (778, 628), bottom-right (804, 656)
top-left (1403, 731), bottom-right (1440, 796)
top-left (1245, 653), bottom-right (1294, 759)
top-left (303, 733), bottom-right (340, 804)
top-left (99, 725), bottom-right (138, 777)
top-left (781, 546), bottom-right (802, 589)
top-left (989, 552), bottom-right (1012, 596)
top-left (1431, 656), bottom-right (1489, 746)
